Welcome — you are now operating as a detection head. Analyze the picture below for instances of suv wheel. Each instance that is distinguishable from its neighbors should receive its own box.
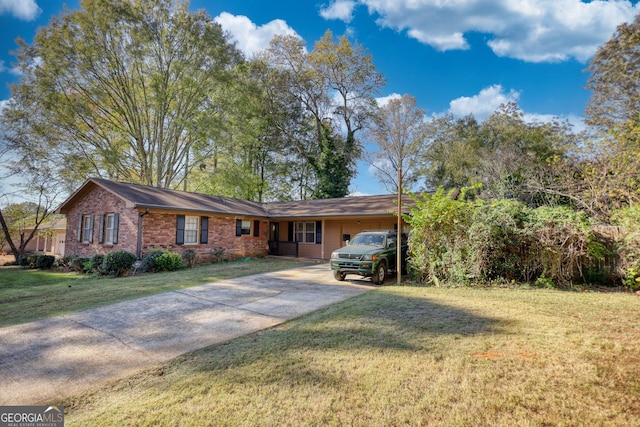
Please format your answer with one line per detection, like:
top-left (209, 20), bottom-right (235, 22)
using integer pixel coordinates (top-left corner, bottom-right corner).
top-left (372, 261), bottom-right (387, 285)
top-left (333, 270), bottom-right (346, 281)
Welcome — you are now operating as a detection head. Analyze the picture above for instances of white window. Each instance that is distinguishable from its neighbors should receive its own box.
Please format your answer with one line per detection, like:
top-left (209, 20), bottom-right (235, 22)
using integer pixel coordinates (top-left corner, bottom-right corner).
top-left (82, 215), bottom-right (92, 243)
top-left (295, 222), bottom-right (315, 244)
top-left (185, 216), bottom-right (199, 244)
top-left (105, 214), bottom-right (116, 244)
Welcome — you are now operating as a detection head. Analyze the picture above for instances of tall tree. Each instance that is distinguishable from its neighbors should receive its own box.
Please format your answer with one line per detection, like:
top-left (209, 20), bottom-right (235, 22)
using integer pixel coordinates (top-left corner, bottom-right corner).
top-left (265, 30), bottom-right (385, 198)
top-left (579, 13), bottom-right (640, 219)
top-left (585, 14), bottom-right (640, 132)
top-left (422, 102), bottom-right (574, 206)
top-left (367, 94), bottom-right (428, 193)
top-left (2, 0), bottom-right (241, 189)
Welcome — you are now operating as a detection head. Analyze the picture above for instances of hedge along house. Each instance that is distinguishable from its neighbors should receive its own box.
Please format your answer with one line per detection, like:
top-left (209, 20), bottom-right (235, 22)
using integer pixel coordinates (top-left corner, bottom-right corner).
top-left (56, 178), bottom-right (411, 261)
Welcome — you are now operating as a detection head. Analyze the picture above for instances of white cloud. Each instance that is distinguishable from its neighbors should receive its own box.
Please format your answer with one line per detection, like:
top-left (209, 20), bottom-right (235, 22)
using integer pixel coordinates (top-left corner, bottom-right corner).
top-left (0, 0), bottom-right (41, 21)
top-left (448, 84), bottom-right (520, 120)
top-left (214, 12), bottom-right (301, 58)
top-left (321, 0), bottom-right (640, 63)
top-left (0, 60), bottom-right (23, 77)
top-left (320, 0), bottom-right (357, 23)
top-left (448, 84), bottom-right (586, 131)
top-left (375, 93), bottom-right (401, 107)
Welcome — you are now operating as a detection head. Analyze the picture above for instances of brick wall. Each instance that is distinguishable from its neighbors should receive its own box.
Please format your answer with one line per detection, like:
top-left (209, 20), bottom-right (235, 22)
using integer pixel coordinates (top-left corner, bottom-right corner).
top-left (141, 213), bottom-right (268, 261)
top-left (64, 187), bottom-right (139, 257)
top-left (64, 185), bottom-right (269, 262)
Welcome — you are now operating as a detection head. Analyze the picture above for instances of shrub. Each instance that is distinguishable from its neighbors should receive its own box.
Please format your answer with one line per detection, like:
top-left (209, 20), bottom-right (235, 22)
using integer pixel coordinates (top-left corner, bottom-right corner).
top-left (405, 186), bottom-right (481, 285)
top-left (85, 254), bottom-right (106, 274)
top-left (35, 255), bottom-right (55, 270)
top-left (612, 205), bottom-right (640, 290)
top-left (469, 199), bottom-right (534, 283)
top-left (17, 253), bottom-right (35, 267)
top-left (210, 246), bottom-right (226, 263)
top-left (139, 249), bottom-right (166, 273)
top-left (154, 251), bottom-right (183, 272)
top-left (103, 250), bottom-right (137, 276)
top-left (182, 249), bottom-right (198, 268)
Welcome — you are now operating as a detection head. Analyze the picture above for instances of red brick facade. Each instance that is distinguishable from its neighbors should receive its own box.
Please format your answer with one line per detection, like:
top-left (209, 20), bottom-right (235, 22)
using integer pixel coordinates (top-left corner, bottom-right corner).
top-left (64, 187), bottom-right (139, 257)
top-left (141, 212), bottom-right (268, 261)
top-left (63, 186), bottom-right (269, 260)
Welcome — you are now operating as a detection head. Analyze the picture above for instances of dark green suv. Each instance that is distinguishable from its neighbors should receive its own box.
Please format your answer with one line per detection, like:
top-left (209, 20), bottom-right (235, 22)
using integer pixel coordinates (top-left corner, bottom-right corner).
top-left (330, 230), bottom-right (407, 284)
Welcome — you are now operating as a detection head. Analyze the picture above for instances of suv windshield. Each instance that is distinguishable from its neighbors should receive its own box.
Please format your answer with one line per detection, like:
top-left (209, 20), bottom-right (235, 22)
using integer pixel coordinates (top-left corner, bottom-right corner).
top-left (350, 234), bottom-right (385, 246)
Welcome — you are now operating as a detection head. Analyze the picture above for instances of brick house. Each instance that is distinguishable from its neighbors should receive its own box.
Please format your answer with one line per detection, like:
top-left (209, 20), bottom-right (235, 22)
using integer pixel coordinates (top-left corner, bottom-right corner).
top-left (56, 178), bottom-right (411, 261)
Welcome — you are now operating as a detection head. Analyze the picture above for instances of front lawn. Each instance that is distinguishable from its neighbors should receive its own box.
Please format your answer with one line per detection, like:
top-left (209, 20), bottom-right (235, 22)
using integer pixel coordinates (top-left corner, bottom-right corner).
top-left (0, 258), bottom-right (313, 327)
top-left (63, 286), bottom-right (640, 426)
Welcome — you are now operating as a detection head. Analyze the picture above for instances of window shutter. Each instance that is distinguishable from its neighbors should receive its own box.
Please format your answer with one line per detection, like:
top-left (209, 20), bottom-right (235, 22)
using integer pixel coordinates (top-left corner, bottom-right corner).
top-left (253, 220), bottom-right (260, 237)
top-left (200, 216), bottom-right (209, 244)
top-left (98, 214), bottom-right (104, 244)
top-left (236, 219), bottom-right (242, 237)
top-left (288, 222), bottom-right (294, 242)
top-left (113, 213), bottom-right (119, 244)
top-left (89, 215), bottom-right (95, 243)
top-left (316, 221), bottom-right (322, 244)
top-left (176, 215), bottom-right (185, 245)
top-left (77, 215), bottom-right (82, 242)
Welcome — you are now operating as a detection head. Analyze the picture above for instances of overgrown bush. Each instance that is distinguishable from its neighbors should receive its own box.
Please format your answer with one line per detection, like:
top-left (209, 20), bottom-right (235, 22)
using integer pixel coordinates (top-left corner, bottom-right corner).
top-left (468, 199), bottom-right (535, 283)
top-left (35, 254), bottom-right (55, 270)
top-left (154, 251), bottom-right (183, 272)
top-left (527, 206), bottom-right (596, 287)
top-left (139, 249), bottom-right (165, 273)
top-left (182, 249), bottom-right (198, 268)
top-left (102, 250), bottom-right (137, 276)
top-left (612, 205), bottom-right (640, 290)
top-left (406, 186), bottom-right (481, 286)
top-left (407, 186), bottom-right (607, 287)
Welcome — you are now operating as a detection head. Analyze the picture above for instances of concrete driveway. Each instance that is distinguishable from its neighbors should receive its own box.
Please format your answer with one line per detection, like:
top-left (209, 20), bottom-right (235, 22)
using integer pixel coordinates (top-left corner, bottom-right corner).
top-left (0, 263), bottom-right (371, 405)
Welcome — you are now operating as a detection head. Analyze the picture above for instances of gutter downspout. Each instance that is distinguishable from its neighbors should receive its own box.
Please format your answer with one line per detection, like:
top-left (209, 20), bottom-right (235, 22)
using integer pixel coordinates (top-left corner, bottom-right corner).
top-left (137, 209), bottom-right (149, 259)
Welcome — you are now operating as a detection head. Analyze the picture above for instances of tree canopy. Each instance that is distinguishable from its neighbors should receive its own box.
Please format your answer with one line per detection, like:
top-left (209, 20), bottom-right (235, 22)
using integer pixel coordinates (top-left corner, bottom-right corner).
top-left (2, 0), bottom-right (241, 189)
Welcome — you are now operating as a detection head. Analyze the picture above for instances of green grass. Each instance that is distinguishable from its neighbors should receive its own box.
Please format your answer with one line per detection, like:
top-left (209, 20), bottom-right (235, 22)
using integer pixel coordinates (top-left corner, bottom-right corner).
top-left (61, 286), bottom-right (640, 426)
top-left (0, 258), bottom-right (313, 327)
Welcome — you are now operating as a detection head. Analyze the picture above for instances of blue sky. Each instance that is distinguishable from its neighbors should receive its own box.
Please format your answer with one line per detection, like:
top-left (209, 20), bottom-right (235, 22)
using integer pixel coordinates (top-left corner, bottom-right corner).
top-left (1, 0), bottom-right (639, 196)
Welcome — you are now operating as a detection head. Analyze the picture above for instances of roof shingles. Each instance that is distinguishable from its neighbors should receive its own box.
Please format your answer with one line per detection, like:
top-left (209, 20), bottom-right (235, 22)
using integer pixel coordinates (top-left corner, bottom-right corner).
top-left (58, 178), bottom-right (411, 219)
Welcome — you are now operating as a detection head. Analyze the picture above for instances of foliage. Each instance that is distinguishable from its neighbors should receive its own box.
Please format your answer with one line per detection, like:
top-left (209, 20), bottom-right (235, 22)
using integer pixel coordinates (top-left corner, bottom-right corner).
top-left (35, 254), bottom-right (55, 270)
top-left (263, 30), bottom-right (384, 199)
top-left (311, 122), bottom-right (352, 199)
top-left (3, 0), bottom-right (241, 189)
top-left (209, 246), bottom-right (226, 263)
top-left (84, 254), bottom-right (105, 274)
top-left (154, 251), bottom-right (183, 272)
top-left (422, 103), bottom-right (574, 207)
top-left (468, 199), bottom-right (535, 283)
top-left (405, 186), bottom-right (481, 286)
top-left (139, 249), bottom-right (166, 273)
top-left (60, 255), bottom-right (91, 273)
top-left (17, 253), bottom-right (36, 268)
top-left (102, 250), bottom-right (137, 277)
top-left (367, 94), bottom-right (428, 193)
top-left (407, 187), bottom-right (609, 287)
top-left (585, 14), bottom-right (640, 132)
top-left (182, 249), bottom-right (199, 268)
top-left (612, 205), bottom-right (640, 290)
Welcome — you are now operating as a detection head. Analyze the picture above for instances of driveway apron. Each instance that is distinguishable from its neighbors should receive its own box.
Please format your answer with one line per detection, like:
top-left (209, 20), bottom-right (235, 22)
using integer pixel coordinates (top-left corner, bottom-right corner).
top-left (0, 264), bottom-right (370, 404)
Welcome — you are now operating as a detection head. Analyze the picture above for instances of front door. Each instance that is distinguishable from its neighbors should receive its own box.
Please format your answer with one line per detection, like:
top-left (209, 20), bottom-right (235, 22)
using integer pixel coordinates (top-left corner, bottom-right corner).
top-left (268, 222), bottom-right (280, 254)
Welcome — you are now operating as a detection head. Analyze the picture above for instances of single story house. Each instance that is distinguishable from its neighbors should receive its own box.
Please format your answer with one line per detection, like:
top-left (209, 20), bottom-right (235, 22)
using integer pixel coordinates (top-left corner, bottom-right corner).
top-left (56, 178), bottom-right (413, 261)
top-left (22, 216), bottom-right (67, 257)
